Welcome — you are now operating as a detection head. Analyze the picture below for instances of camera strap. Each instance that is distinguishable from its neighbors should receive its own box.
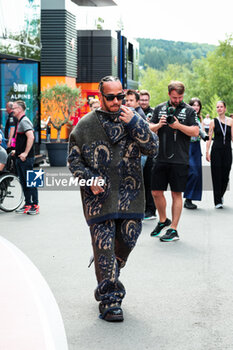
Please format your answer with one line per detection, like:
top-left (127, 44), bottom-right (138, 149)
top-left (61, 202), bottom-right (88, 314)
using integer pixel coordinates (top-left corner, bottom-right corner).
top-left (166, 103), bottom-right (179, 143)
top-left (163, 102), bottom-right (184, 159)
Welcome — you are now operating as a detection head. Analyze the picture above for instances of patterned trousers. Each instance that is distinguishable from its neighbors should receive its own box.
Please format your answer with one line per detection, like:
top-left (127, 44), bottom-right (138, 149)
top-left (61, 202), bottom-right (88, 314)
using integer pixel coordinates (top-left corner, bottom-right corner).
top-left (90, 218), bottom-right (142, 310)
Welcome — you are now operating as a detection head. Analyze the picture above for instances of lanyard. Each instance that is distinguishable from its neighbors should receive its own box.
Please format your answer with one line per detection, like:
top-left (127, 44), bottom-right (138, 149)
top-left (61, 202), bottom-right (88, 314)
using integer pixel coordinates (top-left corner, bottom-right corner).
top-left (217, 117), bottom-right (227, 144)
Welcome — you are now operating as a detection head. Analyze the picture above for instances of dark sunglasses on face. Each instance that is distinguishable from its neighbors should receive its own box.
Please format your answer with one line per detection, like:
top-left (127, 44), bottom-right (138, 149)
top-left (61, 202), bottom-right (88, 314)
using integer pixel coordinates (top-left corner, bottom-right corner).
top-left (102, 92), bottom-right (125, 101)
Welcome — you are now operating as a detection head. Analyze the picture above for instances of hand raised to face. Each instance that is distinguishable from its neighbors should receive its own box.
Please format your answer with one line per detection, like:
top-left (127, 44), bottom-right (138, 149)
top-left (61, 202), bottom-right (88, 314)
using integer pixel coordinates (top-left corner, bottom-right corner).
top-left (118, 105), bottom-right (134, 124)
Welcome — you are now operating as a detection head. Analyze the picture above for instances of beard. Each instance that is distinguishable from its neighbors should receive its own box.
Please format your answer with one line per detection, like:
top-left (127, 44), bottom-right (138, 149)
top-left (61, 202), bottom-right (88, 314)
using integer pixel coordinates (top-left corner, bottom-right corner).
top-left (171, 101), bottom-right (180, 108)
top-left (101, 99), bottom-right (121, 113)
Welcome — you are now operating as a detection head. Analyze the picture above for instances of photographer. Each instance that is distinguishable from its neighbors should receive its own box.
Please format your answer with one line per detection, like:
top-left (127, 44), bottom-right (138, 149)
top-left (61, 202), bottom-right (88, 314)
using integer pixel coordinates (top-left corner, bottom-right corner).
top-left (149, 81), bottom-right (199, 242)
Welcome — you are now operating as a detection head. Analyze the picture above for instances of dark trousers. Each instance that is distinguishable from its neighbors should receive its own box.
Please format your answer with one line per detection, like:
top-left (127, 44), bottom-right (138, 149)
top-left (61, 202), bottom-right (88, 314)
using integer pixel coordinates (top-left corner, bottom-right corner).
top-left (90, 218), bottom-right (142, 308)
top-left (15, 157), bottom-right (38, 205)
top-left (143, 157), bottom-right (156, 214)
top-left (184, 141), bottom-right (202, 201)
top-left (211, 147), bottom-right (232, 205)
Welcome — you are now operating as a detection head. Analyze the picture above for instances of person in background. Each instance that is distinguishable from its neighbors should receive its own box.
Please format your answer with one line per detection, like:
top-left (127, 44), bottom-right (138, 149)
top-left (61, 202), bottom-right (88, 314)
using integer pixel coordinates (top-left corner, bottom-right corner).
top-left (4, 101), bottom-right (18, 152)
top-left (41, 116), bottom-right (51, 142)
top-left (125, 90), bottom-right (146, 120)
top-left (33, 111), bottom-right (40, 143)
top-left (139, 90), bottom-right (156, 219)
top-left (89, 98), bottom-right (100, 111)
top-left (139, 90), bottom-right (154, 121)
top-left (184, 97), bottom-right (208, 210)
top-left (68, 76), bottom-right (157, 322)
top-left (12, 100), bottom-right (39, 215)
top-left (202, 113), bottom-right (211, 134)
top-left (125, 89), bottom-right (148, 175)
top-left (206, 101), bottom-right (233, 208)
top-left (149, 81), bottom-right (199, 242)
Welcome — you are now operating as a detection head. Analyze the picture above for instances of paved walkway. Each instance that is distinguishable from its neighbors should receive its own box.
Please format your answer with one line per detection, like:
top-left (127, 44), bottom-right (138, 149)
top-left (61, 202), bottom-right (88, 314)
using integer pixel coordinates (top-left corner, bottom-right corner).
top-left (1, 156), bottom-right (233, 350)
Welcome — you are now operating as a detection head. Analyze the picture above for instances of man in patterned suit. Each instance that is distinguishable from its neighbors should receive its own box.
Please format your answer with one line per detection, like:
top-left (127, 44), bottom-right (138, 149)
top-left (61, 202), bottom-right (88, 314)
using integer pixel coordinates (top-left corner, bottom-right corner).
top-left (68, 76), bottom-right (158, 322)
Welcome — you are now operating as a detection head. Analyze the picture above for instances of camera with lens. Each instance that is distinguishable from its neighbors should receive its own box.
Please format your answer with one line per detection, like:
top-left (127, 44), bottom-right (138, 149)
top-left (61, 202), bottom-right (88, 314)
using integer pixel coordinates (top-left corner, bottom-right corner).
top-left (166, 106), bottom-right (176, 124)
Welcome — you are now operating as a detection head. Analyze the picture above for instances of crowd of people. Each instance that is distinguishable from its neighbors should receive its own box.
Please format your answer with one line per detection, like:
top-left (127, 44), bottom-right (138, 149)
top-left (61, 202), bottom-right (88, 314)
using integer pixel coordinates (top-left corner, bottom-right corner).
top-left (1, 76), bottom-right (233, 322)
top-left (88, 82), bottom-right (233, 218)
top-left (69, 76), bottom-right (233, 322)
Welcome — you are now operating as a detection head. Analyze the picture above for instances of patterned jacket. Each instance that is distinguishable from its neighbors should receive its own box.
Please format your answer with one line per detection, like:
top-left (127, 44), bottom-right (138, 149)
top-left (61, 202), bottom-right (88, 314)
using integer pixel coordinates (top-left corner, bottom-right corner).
top-left (68, 109), bottom-right (158, 225)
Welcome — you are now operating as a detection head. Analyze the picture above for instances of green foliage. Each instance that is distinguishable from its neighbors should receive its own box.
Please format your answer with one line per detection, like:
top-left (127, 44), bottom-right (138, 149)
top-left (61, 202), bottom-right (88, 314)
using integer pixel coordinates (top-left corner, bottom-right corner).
top-left (203, 94), bottom-right (221, 118)
top-left (137, 38), bottom-right (215, 71)
top-left (40, 83), bottom-right (85, 142)
top-left (4, 29), bottom-right (41, 60)
top-left (140, 64), bottom-right (191, 107)
top-left (189, 35), bottom-right (233, 114)
top-left (96, 17), bottom-right (104, 30)
top-left (139, 35), bottom-right (233, 114)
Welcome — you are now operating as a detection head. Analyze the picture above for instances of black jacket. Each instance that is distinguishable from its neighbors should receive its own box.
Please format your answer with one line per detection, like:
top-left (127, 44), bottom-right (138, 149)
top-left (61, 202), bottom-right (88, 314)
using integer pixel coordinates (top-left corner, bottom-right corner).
top-left (151, 101), bottom-right (198, 164)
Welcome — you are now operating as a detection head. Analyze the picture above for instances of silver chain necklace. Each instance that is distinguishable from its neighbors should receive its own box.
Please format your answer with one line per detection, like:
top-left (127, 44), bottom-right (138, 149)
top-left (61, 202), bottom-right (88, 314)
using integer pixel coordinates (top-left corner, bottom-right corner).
top-left (217, 117), bottom-right (227, 144)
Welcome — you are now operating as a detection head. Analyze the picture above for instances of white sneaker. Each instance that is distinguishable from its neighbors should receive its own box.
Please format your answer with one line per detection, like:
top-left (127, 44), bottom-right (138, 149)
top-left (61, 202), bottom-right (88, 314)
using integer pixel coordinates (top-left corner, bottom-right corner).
top-left (215, 203), bottom-right (223, 209)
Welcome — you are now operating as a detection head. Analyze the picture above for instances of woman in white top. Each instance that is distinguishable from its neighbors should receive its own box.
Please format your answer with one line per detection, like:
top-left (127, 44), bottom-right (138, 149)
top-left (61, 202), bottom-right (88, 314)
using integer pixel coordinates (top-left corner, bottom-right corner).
top-left (202, 114), bottom-right (211, 134)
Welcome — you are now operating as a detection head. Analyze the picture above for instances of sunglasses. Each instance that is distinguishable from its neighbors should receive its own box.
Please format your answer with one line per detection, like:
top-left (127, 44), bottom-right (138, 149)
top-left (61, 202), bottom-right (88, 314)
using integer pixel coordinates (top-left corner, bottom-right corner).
top-left (102, 92), bottom-right (125, 101)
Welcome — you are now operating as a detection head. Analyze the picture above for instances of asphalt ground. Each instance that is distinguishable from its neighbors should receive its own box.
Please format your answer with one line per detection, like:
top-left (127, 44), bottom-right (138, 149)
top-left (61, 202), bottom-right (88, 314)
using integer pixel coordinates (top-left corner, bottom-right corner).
top-left (1, 152), bottom-right (233, 350)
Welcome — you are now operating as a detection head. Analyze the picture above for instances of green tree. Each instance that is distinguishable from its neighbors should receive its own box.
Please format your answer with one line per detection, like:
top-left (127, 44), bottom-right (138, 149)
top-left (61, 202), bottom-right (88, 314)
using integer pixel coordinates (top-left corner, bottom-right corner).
top-left (137, 38), bottom-right (215, 71)
top-left (40, 83), bottom-right (85, 142)
top-left (140, 64), bottom-right (191, 107)
top-left (203, 94), bottom-right (221, 118)
top-left (207, 36), bottom-right (233, 110)
top-left (139, 35), bottom-right (233, 114)
top-left (190, 35), bottom-right (233, 112)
